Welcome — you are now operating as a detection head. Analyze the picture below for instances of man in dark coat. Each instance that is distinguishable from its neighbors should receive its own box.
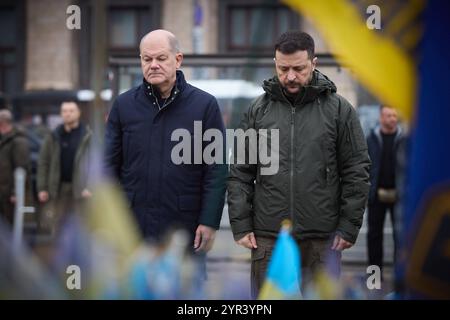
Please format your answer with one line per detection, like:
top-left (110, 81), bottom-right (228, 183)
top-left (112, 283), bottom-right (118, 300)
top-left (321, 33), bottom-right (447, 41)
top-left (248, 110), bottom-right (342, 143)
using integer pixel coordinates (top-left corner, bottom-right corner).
top-left (366, 105), bottom-right (404, 276)
top-left (105, 30), bottom-right (227, 253)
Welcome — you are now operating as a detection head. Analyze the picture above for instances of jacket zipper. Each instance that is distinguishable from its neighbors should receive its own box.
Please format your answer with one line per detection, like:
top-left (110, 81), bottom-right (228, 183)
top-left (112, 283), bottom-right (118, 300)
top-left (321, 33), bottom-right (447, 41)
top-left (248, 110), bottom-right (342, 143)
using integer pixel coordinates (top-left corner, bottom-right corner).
top-left (151, 86), bottom-right (179, 113)
top-left (288, 90), bottom-right (307, 227)
top-left (149, 86), bottom-right (179, 207)
top-left (290, 106), bottom-right (295, 223)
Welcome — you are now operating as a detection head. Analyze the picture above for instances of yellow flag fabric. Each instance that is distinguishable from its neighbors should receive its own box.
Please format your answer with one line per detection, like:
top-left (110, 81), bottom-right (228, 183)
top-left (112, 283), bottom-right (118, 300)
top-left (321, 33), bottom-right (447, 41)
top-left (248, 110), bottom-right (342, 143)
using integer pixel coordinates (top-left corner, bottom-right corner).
top-left (282, 0), bottom-right (424, 122)
top-left (86, 181), bottom-right (141, 256)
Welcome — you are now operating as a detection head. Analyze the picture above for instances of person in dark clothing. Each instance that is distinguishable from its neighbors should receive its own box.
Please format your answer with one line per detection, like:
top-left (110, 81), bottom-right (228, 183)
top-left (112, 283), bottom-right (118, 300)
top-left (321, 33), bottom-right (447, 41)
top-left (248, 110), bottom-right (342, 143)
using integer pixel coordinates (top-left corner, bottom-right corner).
top-left (60, 123), bottom-right (82, 183)
top-left (367, 105), bottom-right (404, 276)
top-left (37, 101), bottom-right (92, 233)
top-left (0, 109), bottom-right (31, 225)
top-left (22, 115), bottom-right (51, 204)
top-left (104, 30), bottom-right (227, 253)
top-left (227, 31), bottom-right (370, 298)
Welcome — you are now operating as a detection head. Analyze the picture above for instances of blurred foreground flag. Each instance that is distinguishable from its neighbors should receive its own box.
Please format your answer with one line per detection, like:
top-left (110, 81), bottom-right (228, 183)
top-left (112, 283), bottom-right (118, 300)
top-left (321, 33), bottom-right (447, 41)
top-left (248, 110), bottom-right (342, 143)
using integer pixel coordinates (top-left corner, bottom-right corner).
top-left (283, 0), bottom-right (424, 122)
top-left (259, 221), bottom-right (302, 300)
top-left (84, 181), bottom-right (142, 298)
top-left (86, 181), bottom-right (141, 256)
top-left (402, 0), bottom-right (450, 299)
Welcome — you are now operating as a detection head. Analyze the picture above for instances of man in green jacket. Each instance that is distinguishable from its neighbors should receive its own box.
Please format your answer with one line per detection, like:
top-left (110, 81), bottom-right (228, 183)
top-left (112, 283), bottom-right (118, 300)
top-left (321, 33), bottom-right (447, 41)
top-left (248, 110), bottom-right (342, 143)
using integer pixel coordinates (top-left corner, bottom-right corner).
top-left (37, 101), bottom-right (91, 231)
top-left (0, 109), bottom-right (31, 225)
top-left (227, 31), bottom-right (370, 298)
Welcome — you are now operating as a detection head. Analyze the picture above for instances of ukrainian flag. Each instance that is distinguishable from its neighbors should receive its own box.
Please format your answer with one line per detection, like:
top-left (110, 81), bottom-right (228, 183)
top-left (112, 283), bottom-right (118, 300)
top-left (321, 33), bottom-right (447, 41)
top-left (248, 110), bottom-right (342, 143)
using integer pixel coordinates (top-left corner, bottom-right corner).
top-left (402, 0), bottom-right (450, 299)
top-left (258, 221), bottom-right (302, 300)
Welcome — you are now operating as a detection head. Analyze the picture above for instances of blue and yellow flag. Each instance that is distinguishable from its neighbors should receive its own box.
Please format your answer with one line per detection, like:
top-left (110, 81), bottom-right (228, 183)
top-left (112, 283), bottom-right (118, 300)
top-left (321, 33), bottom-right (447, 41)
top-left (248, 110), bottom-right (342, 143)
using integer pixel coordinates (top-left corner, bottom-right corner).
top-left (402, 0), bottom-right (450, 299)
top-left (283, 0), bottom-right (424, 123)
top-left (258, 221), bottom-right (302, 300)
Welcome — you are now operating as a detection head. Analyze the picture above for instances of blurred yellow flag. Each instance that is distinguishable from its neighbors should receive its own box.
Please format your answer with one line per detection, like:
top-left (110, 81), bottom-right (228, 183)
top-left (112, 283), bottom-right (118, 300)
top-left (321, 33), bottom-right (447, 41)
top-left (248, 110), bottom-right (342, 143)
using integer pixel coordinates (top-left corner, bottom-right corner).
top-left (283, 0), bottom-right (424, 122)
top-left (86, 181), bottom-right (141, 256)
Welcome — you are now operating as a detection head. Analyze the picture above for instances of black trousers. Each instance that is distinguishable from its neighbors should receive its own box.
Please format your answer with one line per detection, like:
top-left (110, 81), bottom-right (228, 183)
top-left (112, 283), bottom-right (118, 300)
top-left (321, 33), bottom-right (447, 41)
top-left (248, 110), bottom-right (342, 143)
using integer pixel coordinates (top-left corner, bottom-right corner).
top-left (367, 200), bottom-right (397, 274)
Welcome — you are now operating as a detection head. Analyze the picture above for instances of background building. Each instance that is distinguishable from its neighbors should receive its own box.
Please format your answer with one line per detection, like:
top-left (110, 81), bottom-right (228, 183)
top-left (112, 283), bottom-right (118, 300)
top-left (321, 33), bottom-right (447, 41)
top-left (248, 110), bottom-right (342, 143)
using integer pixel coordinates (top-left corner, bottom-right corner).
top-left (1, 0), bottom-right (379, 129)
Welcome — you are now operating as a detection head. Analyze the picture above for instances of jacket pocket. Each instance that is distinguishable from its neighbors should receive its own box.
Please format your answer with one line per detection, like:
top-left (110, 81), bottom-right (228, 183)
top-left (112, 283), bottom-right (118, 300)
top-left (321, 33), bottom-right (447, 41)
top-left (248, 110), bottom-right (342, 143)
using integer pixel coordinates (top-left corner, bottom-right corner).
top-left (326, 165), bottom-right (339, 186)
top-left (320, 138), bottom-right (336, 187)
top-left (346, 120), bottom-right (367, 153)
top-left (251, 246), bottom-right (266, 262)
top-left (178, 195), bottom-right (201, 212)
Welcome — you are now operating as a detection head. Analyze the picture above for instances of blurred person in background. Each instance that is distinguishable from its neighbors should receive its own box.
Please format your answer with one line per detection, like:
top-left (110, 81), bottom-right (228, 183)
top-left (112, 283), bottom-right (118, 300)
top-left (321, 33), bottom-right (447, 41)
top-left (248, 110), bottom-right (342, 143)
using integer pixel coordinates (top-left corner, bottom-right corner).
top-left (37, 101), bottom-right (91, 233)
top-left (21, 113), bottom-right (51, 203)
top-left (367, 105), bottom-right (404, 278)
top-left (0, 109), bottom-right (31, 226)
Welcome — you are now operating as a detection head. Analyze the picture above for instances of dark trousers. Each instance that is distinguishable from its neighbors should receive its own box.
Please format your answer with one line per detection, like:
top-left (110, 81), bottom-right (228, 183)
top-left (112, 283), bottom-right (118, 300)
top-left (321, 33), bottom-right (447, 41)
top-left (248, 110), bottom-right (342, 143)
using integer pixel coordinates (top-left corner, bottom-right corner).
top-left (39, 182), bottom-right (74, 234)
top-left (367, 200), bottom-right (397, 274)
top-left (250, 236), bottom-right (341, 299)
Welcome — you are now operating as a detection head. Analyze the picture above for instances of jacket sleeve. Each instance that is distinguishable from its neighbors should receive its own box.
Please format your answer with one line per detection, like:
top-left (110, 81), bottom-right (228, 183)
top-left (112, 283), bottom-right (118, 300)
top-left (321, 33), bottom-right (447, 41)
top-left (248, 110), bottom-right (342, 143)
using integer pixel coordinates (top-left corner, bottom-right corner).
top-left (104, 99), bottom-right (123, 180)
top-left (37, 133), bottom-right (52, 193)
top-left (198, 98), bottom-right (228, 229)
top-left (227, 102), bottom-right (257, 241)
top-left (336, 98), bottom-right (371, 243)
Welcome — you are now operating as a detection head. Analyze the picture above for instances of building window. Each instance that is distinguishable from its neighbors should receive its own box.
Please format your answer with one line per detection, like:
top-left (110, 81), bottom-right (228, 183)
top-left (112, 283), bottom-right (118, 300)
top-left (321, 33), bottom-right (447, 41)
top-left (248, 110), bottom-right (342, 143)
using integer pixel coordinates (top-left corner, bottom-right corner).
top-left (220, 0), bottom-right (299, 53)
top-left (0, 2), bottom-right (24, 95)
top-left (107, 1), bottom-right (160, 56)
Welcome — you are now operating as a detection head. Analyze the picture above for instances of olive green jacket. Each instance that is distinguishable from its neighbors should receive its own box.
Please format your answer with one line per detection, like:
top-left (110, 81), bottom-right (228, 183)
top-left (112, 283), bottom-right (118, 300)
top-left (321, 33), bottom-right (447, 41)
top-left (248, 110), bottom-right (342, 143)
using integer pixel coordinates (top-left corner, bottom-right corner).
top-left (37, 124), bottom-right (91, 200)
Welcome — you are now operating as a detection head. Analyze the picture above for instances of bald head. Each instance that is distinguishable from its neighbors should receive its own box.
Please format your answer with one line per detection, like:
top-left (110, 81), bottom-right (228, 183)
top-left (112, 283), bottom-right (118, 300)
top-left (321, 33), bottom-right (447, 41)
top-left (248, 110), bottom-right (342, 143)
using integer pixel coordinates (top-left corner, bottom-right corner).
top-left (140, 29), bottom-right (180, 54)
top-left (0, 109), bottom-right (13, 124)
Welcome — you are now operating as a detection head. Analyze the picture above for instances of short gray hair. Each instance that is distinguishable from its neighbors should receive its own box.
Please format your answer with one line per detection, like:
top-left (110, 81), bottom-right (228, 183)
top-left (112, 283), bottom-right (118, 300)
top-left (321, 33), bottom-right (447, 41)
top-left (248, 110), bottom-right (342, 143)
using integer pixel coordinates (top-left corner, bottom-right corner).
top-left (168, 34), bottom-right (180, 53)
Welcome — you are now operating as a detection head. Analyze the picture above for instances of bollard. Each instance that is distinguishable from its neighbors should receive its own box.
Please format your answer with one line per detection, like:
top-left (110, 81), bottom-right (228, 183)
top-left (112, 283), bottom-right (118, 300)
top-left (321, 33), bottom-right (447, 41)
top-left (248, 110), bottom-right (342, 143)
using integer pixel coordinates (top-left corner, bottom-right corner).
top-left (12, 167), bottom-right (35, 252)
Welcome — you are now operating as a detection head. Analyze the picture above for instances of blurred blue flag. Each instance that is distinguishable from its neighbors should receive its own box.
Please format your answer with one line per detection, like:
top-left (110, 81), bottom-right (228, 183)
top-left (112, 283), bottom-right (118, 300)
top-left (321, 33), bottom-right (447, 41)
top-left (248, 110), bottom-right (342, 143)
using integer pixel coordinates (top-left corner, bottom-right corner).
top-left (402, 0), bottom-right (450, 299)
top-left (259, 223), bottom-right (301, 299)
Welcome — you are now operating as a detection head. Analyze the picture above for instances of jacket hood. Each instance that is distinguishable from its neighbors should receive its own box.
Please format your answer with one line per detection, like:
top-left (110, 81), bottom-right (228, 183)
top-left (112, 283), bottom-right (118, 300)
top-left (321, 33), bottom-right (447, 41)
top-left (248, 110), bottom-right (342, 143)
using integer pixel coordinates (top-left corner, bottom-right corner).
top-left (262, 69), bottom-right (337, 105)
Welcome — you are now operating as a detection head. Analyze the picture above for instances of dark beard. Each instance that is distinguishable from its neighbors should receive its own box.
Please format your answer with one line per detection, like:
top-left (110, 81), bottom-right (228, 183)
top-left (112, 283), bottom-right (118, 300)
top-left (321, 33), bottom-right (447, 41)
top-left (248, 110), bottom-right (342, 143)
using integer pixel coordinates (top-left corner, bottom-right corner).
top-left (282, 87), bottom-right (300, 104)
